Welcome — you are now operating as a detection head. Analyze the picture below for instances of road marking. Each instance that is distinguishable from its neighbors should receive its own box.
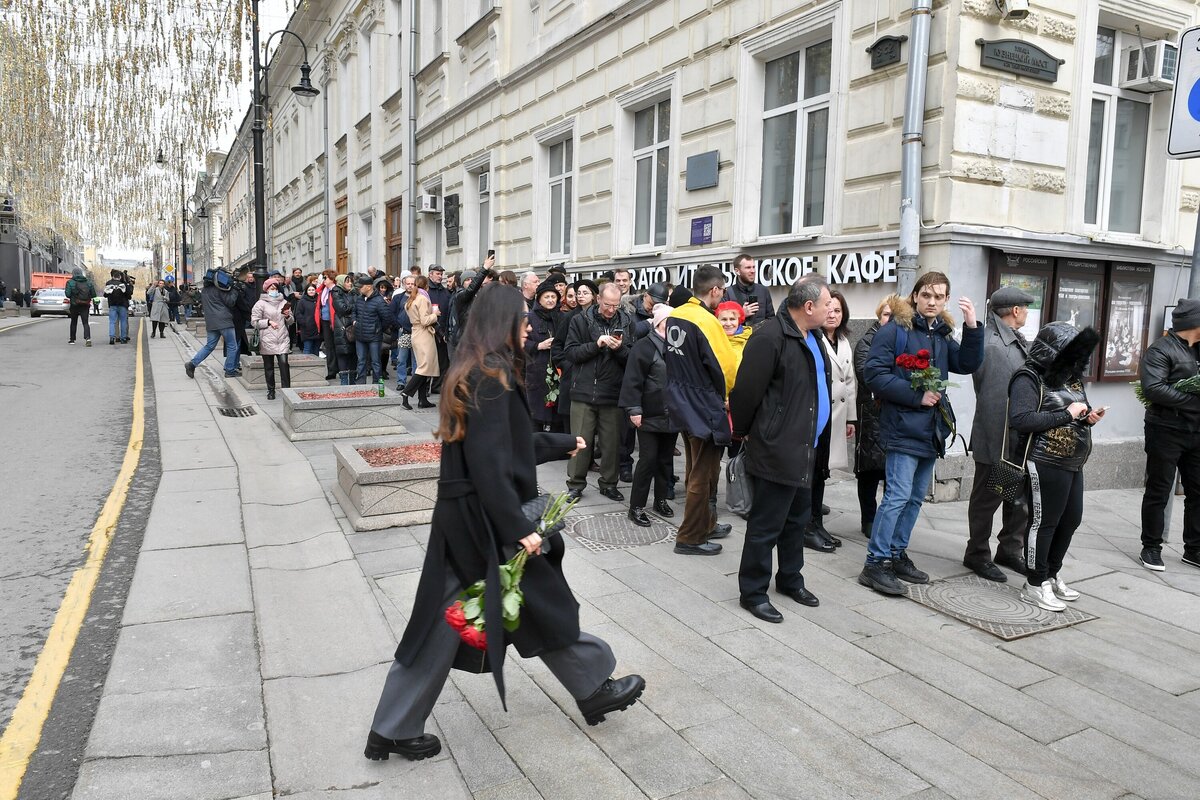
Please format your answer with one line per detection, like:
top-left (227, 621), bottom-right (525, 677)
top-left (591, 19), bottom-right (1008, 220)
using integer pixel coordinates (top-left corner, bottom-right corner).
top-left (0, 320), bottom-right (145, 799)
top-left (0, 319), bottom-right (43, 334)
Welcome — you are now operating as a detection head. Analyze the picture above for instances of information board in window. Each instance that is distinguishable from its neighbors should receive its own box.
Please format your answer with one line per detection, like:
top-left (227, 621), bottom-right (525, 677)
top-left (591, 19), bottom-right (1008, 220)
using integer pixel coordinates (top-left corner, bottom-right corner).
top-left (998, 273), bottom-right (1048, 341)
top-left (1100, 263), bottom-right (1153, 380)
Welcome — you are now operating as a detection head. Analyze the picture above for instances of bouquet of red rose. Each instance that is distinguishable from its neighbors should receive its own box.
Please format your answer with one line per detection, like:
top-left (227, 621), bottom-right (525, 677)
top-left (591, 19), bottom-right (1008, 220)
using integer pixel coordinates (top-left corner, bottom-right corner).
top-left (896, 348), bottom-right (957, 433)
top-left (443, 492), bottom-right (579, 650)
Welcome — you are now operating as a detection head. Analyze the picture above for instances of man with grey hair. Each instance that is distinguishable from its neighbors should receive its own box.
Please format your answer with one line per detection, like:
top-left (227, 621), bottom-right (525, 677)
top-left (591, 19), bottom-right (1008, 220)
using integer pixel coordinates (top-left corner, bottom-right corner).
top-left (729, 275), bottom-right (830, 622)
top-left (521, 271), bottom-right (540, 311)
top-left (564, 282), bottom-right (636, 500)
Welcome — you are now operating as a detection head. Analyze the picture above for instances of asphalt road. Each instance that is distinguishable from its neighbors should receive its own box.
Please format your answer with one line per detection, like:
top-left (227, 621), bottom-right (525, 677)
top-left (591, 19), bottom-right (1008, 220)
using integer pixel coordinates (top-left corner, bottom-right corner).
top-left (0, 313), bottom-right (160, 799)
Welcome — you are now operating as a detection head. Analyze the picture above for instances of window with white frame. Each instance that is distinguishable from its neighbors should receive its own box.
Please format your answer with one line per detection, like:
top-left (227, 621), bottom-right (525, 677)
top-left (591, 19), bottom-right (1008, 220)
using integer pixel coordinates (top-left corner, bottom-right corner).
top-left (633, 99), bottom-right (670, 248)
top-left (477, 170), bottom-right (492, 258)
top-left (360, 215), bottom-right (373, 272)
top-left (548, 138), bottom-right (573, 256)
top-left (1085, 27), bottom-right (1151, 235)
top-left (358, 31), bottom-right (372, 120)
top-left (759, 39), bottom-right (831, 236)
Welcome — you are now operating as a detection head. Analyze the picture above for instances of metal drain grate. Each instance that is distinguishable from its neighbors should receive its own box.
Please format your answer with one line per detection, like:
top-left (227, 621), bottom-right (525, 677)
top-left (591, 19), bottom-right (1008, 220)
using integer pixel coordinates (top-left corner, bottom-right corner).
top-left (217, 406), bottom-right (257, 418)
top-left (906, 575), bottom-right (1097, 640)
top-left (565, 512), bottom-right (677, 553)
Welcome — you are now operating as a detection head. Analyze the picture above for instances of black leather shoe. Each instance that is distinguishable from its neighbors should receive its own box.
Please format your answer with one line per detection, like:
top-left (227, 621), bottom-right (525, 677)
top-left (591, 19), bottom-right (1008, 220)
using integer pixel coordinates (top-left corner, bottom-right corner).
top-left (821, 504), bottom-right (831, 516)
top-left (401, 394), bottom-right (412, 410)
top-left (674, 541), bottom-right (722, 556)
top-left (628, 507), bottom-right (652, 527)
top-left (363, 730), bottom-right (442, 761)
top-left (417, 400), bottom-right (437, 409)
top-left (266, 389), bottom-right (276, 400)
top-left (707, 523), bottom-right (732, 540)
top-left (653, 500), bottom-right (673, 517)
top-left (803, 531), bottom-right (835, 553)
top-left (780, 587), bottom-right (820, 607)
top-left (994, 553), bottom-right (1026, 574)
top-left (810, 524), bottom-right (841, 548)
top-left (184, 362), bottom-right (195, 379)
top-left (740, 598), bottom-right (783, 623)
top-left (859, 561), bottom-right (906, 596)
top-left (577, 675), bottom-right (645, 725)
top-left (566, 488), bottom-right (584, 501)
top-left (964, 559), bottom-right (1007, 583)
top-left (599, 486), bottom-right (625, 502)
top-left (619, 469), bottom-right (633, 483)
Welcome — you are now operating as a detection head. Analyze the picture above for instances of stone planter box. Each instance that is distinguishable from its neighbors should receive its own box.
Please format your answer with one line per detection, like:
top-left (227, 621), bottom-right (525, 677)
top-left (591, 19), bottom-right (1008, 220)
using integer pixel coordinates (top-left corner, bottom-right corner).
top-left (280, 385), bottom-right (409, 441)
top-left (240, 354), bottom-right (329, 391)
top-left (332, 437), bottom-right (438, 531)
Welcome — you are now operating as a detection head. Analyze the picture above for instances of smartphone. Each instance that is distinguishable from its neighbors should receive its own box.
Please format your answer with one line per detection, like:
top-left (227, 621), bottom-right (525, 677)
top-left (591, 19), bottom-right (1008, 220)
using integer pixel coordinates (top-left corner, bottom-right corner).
top-left (487, 249), bottom-right (495, 259)
top-left (611, 328), bottom-right (624, 337)
top-left (747, 295), bottom-right (758, 304)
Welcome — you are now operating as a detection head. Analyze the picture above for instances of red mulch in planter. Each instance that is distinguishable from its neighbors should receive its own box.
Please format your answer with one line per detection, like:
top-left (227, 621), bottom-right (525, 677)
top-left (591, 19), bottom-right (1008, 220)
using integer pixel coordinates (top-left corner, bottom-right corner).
top-left (357, 441), bottom-right (442, 467)
top-left (296, 389), bottom-right (380, 400)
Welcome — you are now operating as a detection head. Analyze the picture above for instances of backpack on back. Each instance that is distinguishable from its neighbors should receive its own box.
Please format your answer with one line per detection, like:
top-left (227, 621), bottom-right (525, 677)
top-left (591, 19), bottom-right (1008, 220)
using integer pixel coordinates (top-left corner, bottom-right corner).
top-left (68, 279), bottom-right (92, 305)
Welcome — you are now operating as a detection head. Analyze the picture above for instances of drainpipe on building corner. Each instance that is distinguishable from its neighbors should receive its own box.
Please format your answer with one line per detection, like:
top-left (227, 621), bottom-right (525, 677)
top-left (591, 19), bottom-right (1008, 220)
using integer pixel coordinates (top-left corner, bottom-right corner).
top-left (405, 0), bottom-right (418, 273)
top-left (897, 0), bottom-right (933, 298)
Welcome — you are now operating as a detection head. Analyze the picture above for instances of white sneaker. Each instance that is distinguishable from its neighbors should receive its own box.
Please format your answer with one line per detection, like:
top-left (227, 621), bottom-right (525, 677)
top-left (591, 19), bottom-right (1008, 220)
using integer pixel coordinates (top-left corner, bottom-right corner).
top-left (1051, 577), bottom-right (1079, 602)
top-left (1021, 580), bottom-right (1066, 612)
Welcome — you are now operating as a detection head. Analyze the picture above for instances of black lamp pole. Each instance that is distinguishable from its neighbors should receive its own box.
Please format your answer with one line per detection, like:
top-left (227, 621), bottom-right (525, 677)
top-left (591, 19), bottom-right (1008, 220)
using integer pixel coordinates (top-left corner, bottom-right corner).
top-left (179, 141), bottom-right (188, 289)
top-left (250, 1), bottom-right (320, 291)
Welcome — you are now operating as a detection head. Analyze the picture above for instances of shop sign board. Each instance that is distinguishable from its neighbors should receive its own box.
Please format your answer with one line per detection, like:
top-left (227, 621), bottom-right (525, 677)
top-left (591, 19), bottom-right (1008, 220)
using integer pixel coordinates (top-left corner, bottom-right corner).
top-left (582, 249), bottom-right (900, 291)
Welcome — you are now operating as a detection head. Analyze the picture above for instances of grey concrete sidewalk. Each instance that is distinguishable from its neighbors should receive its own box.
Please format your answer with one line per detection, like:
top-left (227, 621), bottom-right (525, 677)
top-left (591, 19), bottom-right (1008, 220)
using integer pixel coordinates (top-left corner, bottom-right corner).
top-left (72, 330), bottom-right (1200, 799)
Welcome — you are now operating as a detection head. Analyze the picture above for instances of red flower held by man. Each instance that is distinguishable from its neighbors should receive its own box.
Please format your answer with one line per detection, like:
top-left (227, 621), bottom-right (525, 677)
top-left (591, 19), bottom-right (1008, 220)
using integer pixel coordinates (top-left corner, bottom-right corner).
top-left (444, 600), bottom-right (489, 650)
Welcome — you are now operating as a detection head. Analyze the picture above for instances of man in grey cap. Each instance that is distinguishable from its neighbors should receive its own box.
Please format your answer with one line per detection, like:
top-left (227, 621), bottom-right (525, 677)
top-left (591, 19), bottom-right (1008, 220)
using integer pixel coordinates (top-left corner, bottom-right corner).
top-left (1138, 298), bottom-right (1200, 572)
top-left (964, 284), bottom-right (1036, 581)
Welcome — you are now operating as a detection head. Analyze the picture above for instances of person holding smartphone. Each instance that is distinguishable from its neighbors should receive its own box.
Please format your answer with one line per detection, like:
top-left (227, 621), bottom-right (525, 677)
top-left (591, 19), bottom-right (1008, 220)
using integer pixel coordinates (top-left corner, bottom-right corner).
top-left (724, 253), bottom-right (775, 329)
top-left (1007, 322), bottom-right (1104, 612)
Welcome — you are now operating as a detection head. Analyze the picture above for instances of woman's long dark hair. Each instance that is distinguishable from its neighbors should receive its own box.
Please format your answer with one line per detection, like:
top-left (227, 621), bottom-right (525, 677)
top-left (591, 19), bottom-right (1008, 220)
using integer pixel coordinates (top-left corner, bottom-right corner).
top-left (437, 284), bottom-right (528, 442)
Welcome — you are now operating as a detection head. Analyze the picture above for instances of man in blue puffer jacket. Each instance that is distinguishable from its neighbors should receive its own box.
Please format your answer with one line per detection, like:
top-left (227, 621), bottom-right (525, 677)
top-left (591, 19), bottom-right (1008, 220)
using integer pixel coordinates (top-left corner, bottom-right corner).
top-left (860, 271), bottom-right (983, 596)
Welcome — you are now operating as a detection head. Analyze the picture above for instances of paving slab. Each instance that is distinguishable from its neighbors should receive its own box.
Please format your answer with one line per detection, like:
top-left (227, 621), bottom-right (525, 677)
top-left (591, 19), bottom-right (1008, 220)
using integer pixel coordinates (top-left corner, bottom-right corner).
top-left (155, 466), bottom-right (238, 494)
top-left (72, 750), bottom-right (272, 800)
top-left (472, 777), bottom-right (545, 800)
top-left (159, 437), bottom-right (235, 471)
top-left (252, 560), bottom-right (394, 678)
top-left (354, 543), bottom-right (426, 577)
top-left (1072, 571), bottom-right (1200, 634)
top-left (238, 460), bottom-right (324, 504)
top-left (122, 544), bottom-right (253, 625)
top-left (865, 724), bottom-right (1041, 800)
top-left (432, 699), bottom-right (523, 794)
top-left (84, 684), bottom-right (265, 757)
top-left (1050, 728), bottom-right (1200, 800)
top-left (861, 672), bottom-right (1124, 800)
top-left (247, 530), bottom-right (355, 571)
top-left (103, 614), bottom-right (259, 694)
top-left (140, 488), bottom-right (244, 550)
top-left (243, 497), bottom-right (341, 548)
top-left (608, 562), bottom-right (749, 638)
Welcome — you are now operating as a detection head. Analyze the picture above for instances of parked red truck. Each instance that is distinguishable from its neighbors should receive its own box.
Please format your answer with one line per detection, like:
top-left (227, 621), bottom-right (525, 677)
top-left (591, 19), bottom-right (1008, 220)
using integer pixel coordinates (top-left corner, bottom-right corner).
top-left (30, 272), bottom-right (70, 290)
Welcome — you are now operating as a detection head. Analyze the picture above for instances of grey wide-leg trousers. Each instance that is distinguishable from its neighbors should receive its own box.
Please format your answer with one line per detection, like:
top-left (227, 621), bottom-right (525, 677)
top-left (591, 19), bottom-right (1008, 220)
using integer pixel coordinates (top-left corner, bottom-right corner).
top-left (371, 568), bottom-right (616, 740)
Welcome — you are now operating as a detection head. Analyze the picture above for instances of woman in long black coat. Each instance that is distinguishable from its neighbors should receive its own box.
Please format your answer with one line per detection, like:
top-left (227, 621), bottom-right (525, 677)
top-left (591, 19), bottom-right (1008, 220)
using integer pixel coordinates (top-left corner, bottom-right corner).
top-left (366, 284), bottom-right (645, 762)
top-left (524, 279), bottom-right (561, 429)
top-left (853, 295), bottom-right (897, 535)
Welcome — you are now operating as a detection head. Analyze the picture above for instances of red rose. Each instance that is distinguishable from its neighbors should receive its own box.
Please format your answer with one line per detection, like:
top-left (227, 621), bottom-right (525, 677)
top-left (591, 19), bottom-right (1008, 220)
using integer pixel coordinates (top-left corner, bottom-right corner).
top-left (460, 624), bottom-right (488, 650)
top-left (915, 359), bottom-right (930, 371)
top-left (444, 601), bottom-right (467, 632)
top-left (916, 349), bottom-right (930, 359)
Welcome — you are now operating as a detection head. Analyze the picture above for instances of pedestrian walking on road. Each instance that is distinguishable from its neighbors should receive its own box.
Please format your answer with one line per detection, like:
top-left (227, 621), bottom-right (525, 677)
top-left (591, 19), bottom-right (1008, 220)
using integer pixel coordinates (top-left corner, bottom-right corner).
top-left (103, 269), bottom-right (135, 344)
top-left (965, 286), bottom-right (1035, 582)
top-left (365, 284), bottom-right (645, 762)
top-left (251, 277), bottom-right (294, 400)
top-left (729, 275), bottom-right (830, 623)
top-left (148, 280), bottom-right (170, 338)
top-left (1008, 322), bottom-right (1103, 612)
top-left (185, 270), bottom-right (240, 379)
top-left (860, 272), bottom-right (983, 596)
top-left (65, 267), bottom-right (96, 346)
top-left (1138, 299), bottom-right (1200, 572)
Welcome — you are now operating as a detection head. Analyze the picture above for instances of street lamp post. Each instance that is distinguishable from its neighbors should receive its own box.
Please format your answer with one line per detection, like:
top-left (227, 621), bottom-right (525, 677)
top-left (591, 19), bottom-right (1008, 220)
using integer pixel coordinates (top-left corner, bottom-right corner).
top-left (156, 144), bottom-right (189, 298)
top-left (249, 0), bottom-right (320, 289)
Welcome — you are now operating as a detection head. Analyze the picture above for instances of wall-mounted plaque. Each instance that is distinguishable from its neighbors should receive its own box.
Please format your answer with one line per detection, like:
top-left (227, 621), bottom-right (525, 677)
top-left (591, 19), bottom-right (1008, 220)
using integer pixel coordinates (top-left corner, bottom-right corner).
top-left (443, 194), bottom-right (460, 248)
top-left (976, 38), bottom-right (1064, 83)
top-left (866, 35), bottom-right (907, 70)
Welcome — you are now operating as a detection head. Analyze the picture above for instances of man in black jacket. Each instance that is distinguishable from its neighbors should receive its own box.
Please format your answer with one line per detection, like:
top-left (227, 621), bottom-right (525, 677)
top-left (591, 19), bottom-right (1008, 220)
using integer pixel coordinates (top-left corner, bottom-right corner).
top-left (103, 269), bottom-right (135, 344)
top-left (448, 254), bottom-right (497, 356)
top-left (724, 253), bottom-right (775, 329)
top-left (564, 283), bottom-right (635, 501)
top-left (1140, 299), bottom-right (1200, 571)
top-left (426, 265), bottom-right (451, 391)
top-left (729, 275), bottom-right (830, 623)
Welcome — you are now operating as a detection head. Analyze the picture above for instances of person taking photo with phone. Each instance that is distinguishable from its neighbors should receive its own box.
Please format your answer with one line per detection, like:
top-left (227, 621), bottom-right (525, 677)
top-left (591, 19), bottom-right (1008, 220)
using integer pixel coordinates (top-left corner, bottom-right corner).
top-left (723, 253), bottom-right (775, 329)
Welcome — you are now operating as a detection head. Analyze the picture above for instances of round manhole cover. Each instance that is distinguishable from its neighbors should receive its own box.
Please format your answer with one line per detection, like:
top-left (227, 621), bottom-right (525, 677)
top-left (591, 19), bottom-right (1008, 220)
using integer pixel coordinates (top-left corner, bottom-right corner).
top-left (567, 512), bottom-right (675, 552)
top-left (907, 575), bottom-right (1097, 640)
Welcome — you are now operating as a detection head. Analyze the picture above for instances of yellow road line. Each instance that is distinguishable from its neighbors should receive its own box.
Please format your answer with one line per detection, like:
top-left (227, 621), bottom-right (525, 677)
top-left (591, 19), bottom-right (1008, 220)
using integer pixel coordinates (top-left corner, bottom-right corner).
top-left (0, 320), bottom-right (145, 799)
top-left (0, 319), bottom-right (43, 334)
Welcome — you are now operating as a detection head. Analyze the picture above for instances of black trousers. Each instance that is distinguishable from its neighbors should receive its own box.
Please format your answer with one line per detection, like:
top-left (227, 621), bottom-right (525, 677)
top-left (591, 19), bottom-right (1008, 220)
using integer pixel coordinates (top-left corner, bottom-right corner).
top-left (738, 474), bottom-right (811, 605)
top-left (262, 354), bottom-right (291, 390)
top-left (1141, 423), bottom-right (1200, 556)
top-left (965, 461), bottom-right (1027, 565)
top-left (319, 320), bottom-right (338, 378)
top-left (809, 428), bottom-right (831, 527)
top-left (69, 305), bottom-right (91, 341)
top-left (619, 418), bottom-right (636, 473)
top-left (856, 469), bottom-right (885, 529)
top-left (1025, 462), bottom-right (1083, 585)
top-left (630, 429), bottom-right (674, 508)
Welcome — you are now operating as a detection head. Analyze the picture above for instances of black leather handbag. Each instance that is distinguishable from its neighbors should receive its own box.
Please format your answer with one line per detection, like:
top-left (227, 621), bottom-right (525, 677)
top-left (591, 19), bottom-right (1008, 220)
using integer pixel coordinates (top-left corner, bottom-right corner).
top-left (985, 396), bottom-right (1035, 504)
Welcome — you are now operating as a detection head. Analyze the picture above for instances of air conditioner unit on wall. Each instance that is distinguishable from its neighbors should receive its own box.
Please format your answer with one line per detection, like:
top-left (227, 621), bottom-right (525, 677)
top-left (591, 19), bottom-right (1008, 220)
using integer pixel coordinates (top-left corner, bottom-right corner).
top-left (417, 194), bottom-right (440, 213)
top-left (1120, 41), bottom-right (1178, 93)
